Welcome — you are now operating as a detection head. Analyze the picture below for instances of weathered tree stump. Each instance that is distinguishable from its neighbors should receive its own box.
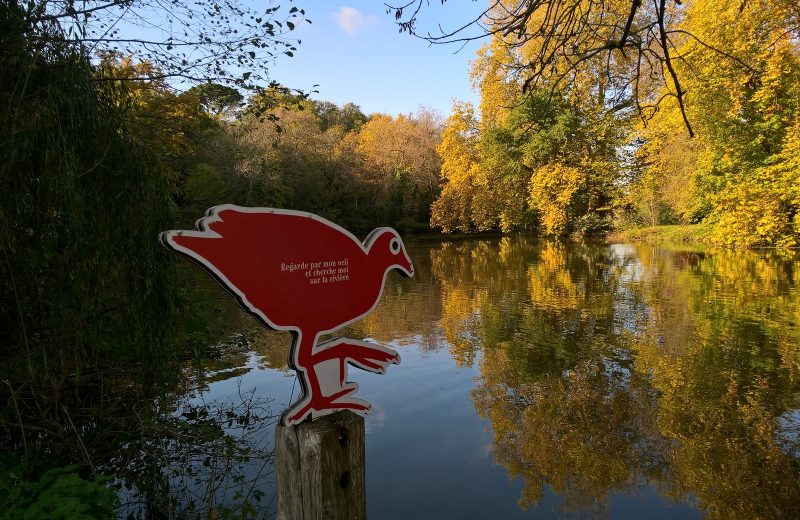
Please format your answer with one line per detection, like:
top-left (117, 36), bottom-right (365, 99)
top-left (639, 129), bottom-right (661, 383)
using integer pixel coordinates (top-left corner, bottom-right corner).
top-left (275, 411), bottom-right (366, 520)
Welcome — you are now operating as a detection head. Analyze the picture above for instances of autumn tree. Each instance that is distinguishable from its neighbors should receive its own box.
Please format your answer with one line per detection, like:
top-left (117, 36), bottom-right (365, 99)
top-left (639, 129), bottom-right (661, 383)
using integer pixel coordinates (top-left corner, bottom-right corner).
top-left (389, 0), bottom-right (800, 137)
top-left (633, 0), bottom-right (800, 246)
top-left (229, 99), bottom-right (446, 231)
top-left (430, 97), bottom-right (538, 234)
top-left (430, 101), bottom-right (483, 232)
top-left (420, 0), bottom-right (799, 246)
top-left (98, 55), bottom-right (219, 181)
top-left (432, 35), bottom-right (624, 235)
top-left (187, 83), bottom-right (244, 118)
top-left (233, 105), bottom-right (360, 221)
top-left (355, 109), bottom-right (443, 228)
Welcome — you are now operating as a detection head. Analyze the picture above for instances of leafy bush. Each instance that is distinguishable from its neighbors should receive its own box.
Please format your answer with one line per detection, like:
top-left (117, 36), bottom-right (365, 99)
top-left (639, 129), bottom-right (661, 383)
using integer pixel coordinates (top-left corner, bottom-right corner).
top-left (572, 213), bottom-right (613, 237)
top-left (0, 457), bottom-right (118, 519)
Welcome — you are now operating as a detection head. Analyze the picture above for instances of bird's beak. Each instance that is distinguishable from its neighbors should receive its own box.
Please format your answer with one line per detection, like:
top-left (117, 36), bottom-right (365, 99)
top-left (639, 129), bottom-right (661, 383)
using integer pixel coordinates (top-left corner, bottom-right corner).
top-left (399, 251), bottom-right (414, 278)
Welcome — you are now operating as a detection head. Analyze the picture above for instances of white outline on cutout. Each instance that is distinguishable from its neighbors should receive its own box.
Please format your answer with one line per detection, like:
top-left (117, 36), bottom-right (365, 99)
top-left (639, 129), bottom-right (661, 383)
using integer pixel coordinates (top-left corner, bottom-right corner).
top-left (159, 204), bottom-right (413, 426)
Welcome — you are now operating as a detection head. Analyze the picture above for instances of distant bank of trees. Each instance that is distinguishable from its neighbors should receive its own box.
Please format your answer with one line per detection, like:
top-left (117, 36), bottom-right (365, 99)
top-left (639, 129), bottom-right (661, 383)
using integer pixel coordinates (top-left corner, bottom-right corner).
top-left (147, 87), bottom-right (443, 234)
top-left (222, 97), bottom-right (442, 234)
top-left (407, 0), bottom-right (800, 248)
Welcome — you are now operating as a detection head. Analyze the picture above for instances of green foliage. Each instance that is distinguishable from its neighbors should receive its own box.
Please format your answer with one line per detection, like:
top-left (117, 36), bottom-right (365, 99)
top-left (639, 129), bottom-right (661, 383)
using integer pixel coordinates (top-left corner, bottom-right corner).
top-left (0, 2), bottom-right (175, 375)
top-left (432, 84), bottom-right (622, 236)
top-left (184, 163), bottom-right (232, 212)
top-left (572, 212), bottom-right (613, 237)
top-left (187, 83), bottom-right (244, 116)
top-left (0, 0), bottom-right (182, 482)
top-left (509, 93), bottom-right (580, 166)
top-left (312, 101), bottom-right (368, 132)
top-left (2, 1), bottom-right (347, 516)
top-left (609, 224), bottom-right (712, 245)
top-left (0, 457), bottom-right (118, 519)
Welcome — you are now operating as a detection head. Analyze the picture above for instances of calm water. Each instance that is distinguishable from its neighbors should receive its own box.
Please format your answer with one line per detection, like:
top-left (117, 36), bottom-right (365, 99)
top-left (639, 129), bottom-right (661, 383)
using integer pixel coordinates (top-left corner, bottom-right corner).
top-left (186, 237), bottom-right (800, 519)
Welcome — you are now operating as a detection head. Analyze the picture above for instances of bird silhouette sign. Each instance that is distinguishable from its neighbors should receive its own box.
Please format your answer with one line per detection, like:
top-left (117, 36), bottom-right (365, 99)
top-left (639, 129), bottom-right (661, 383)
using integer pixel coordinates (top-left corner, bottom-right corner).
top-left (160, 205), bottom-right (413, 426)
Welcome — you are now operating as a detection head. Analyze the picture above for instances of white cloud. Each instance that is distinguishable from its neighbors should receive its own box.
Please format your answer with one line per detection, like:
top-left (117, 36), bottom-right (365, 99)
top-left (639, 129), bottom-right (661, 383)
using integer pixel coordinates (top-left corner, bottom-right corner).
top-left (335, 7), bottom-right (376, 35)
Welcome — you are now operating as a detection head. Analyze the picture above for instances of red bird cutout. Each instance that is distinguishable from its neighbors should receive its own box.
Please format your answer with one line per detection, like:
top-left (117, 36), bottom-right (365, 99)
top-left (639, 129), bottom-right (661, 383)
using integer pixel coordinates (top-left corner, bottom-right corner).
top-left (160, 205), bottom-right (413, 426)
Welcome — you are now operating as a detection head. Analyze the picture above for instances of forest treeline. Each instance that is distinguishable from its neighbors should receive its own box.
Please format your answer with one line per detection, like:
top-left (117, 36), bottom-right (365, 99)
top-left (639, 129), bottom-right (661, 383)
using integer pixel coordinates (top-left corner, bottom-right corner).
top-left (92, 58), bottom-right (443, 236)
top-left (142, 0), bottom-right (800, 249)
top-left (5, 0), bottom-right (795, 254)
top-left (431, 0), bottom-right (800, 248)
top-left (151, 82), bottom-right (442, 235)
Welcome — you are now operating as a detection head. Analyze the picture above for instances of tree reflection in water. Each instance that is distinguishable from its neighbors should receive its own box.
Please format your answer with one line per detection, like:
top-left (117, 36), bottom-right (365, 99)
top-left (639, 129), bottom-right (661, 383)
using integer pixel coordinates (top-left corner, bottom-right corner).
top-left (115, 237), bottom-right (799, 517)
top-left (423, 237), bottom-right (800, 518)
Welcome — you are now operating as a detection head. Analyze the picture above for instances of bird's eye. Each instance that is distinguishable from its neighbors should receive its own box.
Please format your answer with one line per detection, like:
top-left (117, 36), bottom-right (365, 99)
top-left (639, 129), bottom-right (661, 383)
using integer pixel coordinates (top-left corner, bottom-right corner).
top-left (390, 238), bottom-right (400, 254)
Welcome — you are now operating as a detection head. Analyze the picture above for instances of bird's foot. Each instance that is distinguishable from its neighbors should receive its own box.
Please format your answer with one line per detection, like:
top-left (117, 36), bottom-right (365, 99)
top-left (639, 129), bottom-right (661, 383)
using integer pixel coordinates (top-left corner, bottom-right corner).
top-left (313, 337), bottom-right (400, 375)
top-left (281, 338), bottom-right (400, 426)
top-left (282, 386), bottom-right (370, 426)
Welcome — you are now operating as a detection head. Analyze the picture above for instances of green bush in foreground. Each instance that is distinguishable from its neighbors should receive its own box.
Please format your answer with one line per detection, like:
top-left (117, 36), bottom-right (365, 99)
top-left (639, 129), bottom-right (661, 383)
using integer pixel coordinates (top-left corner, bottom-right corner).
top-left (0, 457), bottom-right (117, 519)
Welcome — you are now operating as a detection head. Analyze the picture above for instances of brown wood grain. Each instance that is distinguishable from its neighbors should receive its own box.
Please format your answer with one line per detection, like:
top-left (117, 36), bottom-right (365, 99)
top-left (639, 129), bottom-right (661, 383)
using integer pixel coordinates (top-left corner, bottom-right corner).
top-left (276, 411), bottom-right (365, 519)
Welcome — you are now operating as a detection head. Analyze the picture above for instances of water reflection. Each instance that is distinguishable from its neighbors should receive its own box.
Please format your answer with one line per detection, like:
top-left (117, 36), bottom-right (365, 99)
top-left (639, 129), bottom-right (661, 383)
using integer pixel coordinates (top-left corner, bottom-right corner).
top-left (421, 237), bottom-right (800, 518)
top-left (196, 236), bottom-right (800, 518)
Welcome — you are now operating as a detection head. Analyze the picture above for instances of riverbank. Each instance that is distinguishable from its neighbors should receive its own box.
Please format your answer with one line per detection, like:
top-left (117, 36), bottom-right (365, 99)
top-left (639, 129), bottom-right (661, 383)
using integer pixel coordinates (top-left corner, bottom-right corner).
top-left (607, 224), bottom-right (711, 245)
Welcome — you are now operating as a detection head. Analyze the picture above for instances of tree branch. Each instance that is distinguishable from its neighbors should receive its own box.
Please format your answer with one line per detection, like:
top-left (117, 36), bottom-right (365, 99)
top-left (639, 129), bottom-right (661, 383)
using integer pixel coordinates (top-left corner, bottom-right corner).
top-left (657, 0), bottom-right (693, 137)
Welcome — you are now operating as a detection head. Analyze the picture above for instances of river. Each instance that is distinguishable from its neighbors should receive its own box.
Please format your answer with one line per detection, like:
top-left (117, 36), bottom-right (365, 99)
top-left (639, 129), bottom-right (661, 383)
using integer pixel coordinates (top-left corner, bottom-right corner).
top-left (155, 236), bottom-right (800, 518)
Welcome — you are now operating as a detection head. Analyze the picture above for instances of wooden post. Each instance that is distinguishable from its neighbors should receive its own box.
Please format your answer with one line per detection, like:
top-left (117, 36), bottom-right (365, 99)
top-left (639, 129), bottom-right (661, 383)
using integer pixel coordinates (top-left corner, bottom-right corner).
top-left (275, 411), bottom-right (366, 520)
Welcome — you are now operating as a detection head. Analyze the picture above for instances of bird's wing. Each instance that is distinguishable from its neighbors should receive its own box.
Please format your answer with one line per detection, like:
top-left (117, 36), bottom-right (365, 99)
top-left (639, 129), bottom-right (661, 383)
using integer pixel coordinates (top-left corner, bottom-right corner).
top-left (160, 206), bottom-right (368, 331)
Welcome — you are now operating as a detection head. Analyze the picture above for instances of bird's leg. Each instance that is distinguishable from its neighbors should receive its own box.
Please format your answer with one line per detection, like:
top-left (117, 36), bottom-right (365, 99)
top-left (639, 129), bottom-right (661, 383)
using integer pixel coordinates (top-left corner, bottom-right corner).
top-left (283, 336), bottom-right (400, 426)
top-left (282, 332), bottom-right (323, 426)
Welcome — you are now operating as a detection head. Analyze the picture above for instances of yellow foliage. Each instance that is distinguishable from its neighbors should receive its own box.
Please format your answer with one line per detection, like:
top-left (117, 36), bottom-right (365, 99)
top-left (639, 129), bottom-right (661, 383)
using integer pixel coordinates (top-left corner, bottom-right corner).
top-left (528, 163), bottom-right (586, 235)
top-left (637, 0), bottom-right (800, 247)
top-left (710, 119), bottom-right (800, 248)
top-left (470, 37), bottom-right (518, 127)
top-left (355, 112), bottom-right (440, 192)
top-left (431, 101), bottom-right (482, 232)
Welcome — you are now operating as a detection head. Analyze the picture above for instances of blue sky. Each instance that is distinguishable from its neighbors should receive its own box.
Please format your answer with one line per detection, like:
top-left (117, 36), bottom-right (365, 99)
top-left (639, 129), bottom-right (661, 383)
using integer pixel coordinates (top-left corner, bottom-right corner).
top-left (268, 2), bottom-right (485, 118)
